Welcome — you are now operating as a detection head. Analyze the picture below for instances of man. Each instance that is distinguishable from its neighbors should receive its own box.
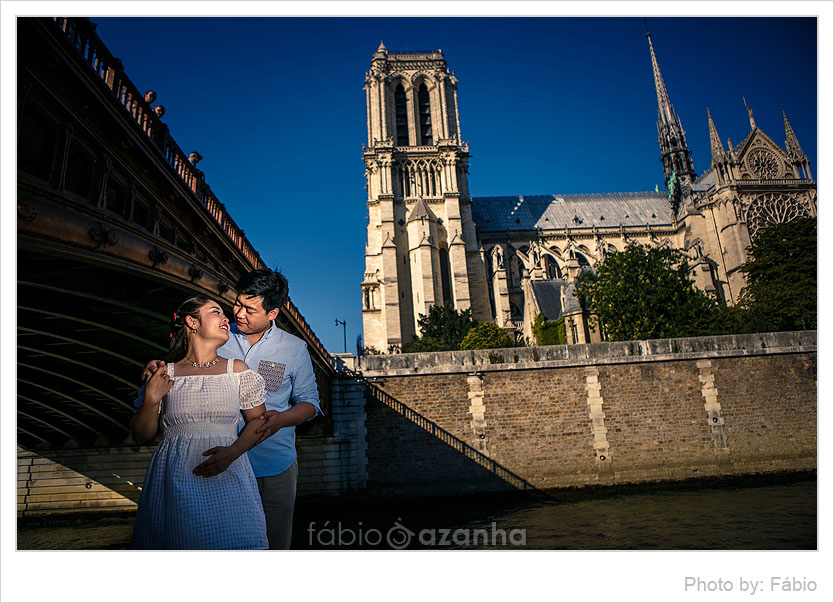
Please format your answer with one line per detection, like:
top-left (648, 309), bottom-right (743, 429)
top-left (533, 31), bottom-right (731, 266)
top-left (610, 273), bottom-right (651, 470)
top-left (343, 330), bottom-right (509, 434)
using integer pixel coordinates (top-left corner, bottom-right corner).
top-left (139, 269), bottom-right (322, 549)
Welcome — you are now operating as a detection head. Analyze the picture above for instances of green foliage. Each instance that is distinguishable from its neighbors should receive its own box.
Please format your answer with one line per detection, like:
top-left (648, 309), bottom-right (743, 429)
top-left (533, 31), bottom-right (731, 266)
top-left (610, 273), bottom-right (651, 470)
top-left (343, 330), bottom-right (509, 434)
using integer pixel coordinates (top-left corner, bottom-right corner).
top-left (404, 336), bottom-right (448, 353)
top-left (736, 217), bottom-right (816, 331)
top-left (407, 304), bottom-right (478, 352)
top-left (532, 313), bottom-right (566, 346)
top-left (460, 323), bottom-right (514, 350)
top-left (574, 243), bottom-right (718, 341)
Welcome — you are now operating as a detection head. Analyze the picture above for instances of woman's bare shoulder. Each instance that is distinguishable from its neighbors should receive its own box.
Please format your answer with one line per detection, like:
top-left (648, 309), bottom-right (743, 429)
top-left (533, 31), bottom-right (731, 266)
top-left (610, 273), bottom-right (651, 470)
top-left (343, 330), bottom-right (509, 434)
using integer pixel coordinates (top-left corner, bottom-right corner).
top-left (231, 358), bottom-right (250, 373)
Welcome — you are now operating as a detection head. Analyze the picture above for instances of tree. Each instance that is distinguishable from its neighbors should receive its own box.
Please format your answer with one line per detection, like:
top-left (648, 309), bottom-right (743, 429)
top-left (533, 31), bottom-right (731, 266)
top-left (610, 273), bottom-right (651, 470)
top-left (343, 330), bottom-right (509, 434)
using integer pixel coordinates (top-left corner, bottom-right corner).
top-left (574, 243), bottom-right (718, 341)
top-left (405, 304), bottom-right (477, 352)
top-left (404, 336), bottom-right (448, 353)
top-left (460, 323), bottom-right (514, 350)
top-left (736, 217), bottom-right (816, 331)
top-left (532, 313), bottom-right (566, 346)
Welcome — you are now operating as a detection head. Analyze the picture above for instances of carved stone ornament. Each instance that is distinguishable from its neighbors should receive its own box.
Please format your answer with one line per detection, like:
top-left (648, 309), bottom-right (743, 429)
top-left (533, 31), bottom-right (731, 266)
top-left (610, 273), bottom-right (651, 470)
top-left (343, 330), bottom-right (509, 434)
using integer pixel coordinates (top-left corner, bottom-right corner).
top-left (746, 193), bottom-right (811, 239)
top-left (148, 246), bottom-right (169, 269)
top-left (217, 282), bottom-right (229, 296)
top-left (188, 266), bottom-right (203, 283)
top-left (88, 222), bottom-right (118, 250)
top-left (746, 147), bottom-right (782, 179)
top-left (17, 201), bottom-right (38, 223)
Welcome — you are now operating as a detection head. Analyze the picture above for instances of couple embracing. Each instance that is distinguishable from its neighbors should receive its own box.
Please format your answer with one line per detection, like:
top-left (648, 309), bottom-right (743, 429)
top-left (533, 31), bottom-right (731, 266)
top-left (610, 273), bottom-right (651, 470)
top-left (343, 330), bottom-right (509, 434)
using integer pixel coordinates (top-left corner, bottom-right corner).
top-left (131, 269), bottom-right (322, 550)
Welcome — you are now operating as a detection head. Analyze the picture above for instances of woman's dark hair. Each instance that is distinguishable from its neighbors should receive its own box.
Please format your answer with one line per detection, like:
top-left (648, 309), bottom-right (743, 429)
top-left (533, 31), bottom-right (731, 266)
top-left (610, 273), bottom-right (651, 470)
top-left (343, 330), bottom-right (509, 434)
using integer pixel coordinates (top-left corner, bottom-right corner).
top-left (235, 269), bottom-right (289, 313)
top-left (166, 294), bottom-right (213, 362)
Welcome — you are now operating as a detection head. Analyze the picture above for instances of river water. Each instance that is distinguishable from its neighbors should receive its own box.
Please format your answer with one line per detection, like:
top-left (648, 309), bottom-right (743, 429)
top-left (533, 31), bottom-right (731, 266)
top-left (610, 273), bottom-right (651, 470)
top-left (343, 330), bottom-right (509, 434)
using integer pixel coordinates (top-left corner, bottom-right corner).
top-left (17, 473), bottom-right (816, 550)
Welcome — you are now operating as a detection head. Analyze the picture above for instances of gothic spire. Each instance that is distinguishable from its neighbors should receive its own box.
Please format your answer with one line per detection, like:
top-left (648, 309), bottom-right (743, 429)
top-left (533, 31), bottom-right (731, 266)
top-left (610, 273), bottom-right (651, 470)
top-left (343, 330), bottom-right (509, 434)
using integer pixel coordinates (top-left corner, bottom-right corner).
top-left (707, 108), bottom-right (724, 164)
top-left (648, 32), bottom-right (673, 126)
top-left (746, 104), bottom-right (757, 130)
top-left (783, 109), bottom-right (805, 159)
top-left (647, 32), bottom-right (696, 195)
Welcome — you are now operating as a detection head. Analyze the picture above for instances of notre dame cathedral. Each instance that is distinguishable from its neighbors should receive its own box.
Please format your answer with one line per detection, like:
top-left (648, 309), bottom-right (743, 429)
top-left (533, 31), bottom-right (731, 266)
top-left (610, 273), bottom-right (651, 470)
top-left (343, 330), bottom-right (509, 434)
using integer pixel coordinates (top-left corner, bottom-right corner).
top-left (360, 36), bottom-right (817, 353)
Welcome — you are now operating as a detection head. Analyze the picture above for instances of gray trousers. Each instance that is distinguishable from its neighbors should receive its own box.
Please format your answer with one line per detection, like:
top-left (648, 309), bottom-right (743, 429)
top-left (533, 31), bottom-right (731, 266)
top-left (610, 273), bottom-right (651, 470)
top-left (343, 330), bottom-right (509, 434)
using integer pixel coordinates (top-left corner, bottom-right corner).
top-left (256, 459), bottom-right (298, 550)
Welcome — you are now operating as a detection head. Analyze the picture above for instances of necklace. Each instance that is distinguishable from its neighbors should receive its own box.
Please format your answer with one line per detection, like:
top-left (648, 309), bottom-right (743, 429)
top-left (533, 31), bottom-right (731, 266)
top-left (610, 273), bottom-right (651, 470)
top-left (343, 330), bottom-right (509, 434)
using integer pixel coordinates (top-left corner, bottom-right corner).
top-left (186, 356), bottom-right (220, 368)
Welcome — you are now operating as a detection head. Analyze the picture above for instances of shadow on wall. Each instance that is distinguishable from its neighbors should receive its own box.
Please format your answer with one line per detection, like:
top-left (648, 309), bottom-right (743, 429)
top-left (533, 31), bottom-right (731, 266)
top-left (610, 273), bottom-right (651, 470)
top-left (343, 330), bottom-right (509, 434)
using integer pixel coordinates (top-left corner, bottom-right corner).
top-left (17, 446), bottom-right (151, 516)
top-left (362, 382), bottom-right (539, 499)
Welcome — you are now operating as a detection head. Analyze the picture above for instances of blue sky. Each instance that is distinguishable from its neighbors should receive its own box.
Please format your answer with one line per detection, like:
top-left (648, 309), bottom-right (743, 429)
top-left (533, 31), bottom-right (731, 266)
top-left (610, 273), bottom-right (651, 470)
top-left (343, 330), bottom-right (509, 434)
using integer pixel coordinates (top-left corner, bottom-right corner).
top-left (90, 16), bottom-right (818, 354)
top-left (2, 4), bottom-right (832, 601)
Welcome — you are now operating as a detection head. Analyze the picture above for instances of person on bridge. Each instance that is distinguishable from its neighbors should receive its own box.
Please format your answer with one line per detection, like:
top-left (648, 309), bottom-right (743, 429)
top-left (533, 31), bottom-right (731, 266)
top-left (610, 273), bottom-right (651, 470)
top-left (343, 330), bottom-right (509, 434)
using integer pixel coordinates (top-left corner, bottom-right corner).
top-left (131, 294), bottom-right (269, 549)
top-left (140, 269), bottom-right (322, 549)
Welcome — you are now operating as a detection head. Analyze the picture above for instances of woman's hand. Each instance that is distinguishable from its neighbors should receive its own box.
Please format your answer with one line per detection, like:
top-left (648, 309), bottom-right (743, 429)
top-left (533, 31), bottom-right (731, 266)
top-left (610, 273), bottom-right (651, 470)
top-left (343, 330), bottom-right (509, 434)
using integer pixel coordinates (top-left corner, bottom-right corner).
top-left (193, 446), bottom-right (238, 478)
top-left (141, 360), bottom-right (166, 383)
top-left (144, 366), bottom-right (173, 405)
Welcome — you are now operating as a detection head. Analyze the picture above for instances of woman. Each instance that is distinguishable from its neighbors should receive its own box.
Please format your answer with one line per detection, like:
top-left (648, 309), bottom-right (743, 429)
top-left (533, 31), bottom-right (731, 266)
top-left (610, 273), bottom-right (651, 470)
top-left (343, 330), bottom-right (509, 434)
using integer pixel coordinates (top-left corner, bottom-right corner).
top-left (131, 295), bottom-right (268, 549)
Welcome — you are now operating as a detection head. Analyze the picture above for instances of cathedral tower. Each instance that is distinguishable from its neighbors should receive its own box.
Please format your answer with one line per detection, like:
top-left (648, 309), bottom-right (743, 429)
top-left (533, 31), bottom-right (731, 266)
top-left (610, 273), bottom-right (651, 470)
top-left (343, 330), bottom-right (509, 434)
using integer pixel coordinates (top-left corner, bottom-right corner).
top-left (647, 32), bottom-right (697, 215)
top-left (361, 44), bottom-right (485, 352)
top-left (647, 33), bottom-right (816, 305)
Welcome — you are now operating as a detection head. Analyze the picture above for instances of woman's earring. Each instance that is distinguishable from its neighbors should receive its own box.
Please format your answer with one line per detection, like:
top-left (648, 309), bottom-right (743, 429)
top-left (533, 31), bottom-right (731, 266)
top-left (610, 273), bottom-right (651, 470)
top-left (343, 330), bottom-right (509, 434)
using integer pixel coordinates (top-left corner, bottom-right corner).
top-left (191, 328), bottom-right (197, 334)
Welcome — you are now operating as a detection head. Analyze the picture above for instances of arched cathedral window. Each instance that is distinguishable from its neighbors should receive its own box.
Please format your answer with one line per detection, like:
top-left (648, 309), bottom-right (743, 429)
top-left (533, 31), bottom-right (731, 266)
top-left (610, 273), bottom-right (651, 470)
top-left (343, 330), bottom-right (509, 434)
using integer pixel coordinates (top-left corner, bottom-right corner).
top-left (746, 193), bottom-right (811, 240)
top-left (394, 83), bottom-right (409, 146)
top-left (544, 255), bottom-right (561, 279)
top-left (418, 83), bottom-right (433, 146)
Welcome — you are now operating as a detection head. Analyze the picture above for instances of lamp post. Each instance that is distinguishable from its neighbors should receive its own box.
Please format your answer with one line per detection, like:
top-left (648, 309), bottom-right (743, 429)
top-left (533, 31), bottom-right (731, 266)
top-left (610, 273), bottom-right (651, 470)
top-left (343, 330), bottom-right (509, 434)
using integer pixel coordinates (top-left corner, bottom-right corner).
top-left (335, 318), bottom-right (347, 353)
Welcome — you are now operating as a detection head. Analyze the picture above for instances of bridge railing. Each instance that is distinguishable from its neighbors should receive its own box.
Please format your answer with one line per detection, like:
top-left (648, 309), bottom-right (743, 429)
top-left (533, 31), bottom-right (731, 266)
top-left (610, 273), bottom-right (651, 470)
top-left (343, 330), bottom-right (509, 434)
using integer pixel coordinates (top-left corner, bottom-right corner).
top-left (52, 17), bottom-right (261, 270)
top-left (51, 17), bottom-right (331, 366)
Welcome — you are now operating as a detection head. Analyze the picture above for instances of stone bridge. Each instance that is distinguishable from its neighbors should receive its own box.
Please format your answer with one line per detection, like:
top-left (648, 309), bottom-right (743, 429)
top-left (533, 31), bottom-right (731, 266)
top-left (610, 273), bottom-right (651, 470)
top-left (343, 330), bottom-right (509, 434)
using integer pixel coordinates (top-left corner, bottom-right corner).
top-left (17, 17), bottom-right (335, 513)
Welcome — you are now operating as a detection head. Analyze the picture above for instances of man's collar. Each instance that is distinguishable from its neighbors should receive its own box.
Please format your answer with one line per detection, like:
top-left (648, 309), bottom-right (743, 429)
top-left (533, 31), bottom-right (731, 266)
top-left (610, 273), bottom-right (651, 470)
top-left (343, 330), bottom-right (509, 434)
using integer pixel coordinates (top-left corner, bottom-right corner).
top-left (260, 321), bottom-right (277, 341)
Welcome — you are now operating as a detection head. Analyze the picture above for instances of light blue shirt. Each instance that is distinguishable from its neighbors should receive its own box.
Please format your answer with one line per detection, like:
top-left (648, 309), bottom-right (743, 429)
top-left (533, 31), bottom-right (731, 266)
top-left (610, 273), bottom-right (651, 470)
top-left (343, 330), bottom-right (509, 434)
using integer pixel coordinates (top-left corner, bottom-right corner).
top-left (218, 322), bottom-right (322, 477)
top-left (134, 322), bottom-right (322, 478)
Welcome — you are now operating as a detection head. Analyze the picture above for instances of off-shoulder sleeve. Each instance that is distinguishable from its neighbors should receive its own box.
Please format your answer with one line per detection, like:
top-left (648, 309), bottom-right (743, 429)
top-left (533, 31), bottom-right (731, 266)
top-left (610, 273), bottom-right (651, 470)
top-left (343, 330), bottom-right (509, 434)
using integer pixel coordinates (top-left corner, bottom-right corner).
top-left (238, 369), bottom-right (266, 410)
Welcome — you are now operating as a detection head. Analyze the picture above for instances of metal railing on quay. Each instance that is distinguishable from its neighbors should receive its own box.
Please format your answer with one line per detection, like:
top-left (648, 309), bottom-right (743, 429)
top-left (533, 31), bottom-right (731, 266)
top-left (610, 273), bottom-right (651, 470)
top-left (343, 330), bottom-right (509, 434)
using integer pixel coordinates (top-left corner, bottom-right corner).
top-left (334, 365), bottom-right (536, 492)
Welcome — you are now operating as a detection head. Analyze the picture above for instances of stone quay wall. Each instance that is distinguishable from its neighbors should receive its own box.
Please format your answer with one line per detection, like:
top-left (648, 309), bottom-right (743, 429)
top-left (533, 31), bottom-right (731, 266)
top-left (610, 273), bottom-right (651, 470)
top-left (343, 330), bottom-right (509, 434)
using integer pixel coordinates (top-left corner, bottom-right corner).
top-left (359, 331), bottom-right (817, 493)
top-left (17, 332), bottom-right (816, 515)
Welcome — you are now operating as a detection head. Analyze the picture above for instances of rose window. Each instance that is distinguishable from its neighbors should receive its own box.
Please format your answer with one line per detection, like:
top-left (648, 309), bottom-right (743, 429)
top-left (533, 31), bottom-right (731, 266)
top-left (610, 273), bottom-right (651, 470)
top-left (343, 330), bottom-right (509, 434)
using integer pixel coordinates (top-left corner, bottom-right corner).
top-left (746, 193), bottom-right (811, 239)
top-left (746, 148), bottom-right (782, 179)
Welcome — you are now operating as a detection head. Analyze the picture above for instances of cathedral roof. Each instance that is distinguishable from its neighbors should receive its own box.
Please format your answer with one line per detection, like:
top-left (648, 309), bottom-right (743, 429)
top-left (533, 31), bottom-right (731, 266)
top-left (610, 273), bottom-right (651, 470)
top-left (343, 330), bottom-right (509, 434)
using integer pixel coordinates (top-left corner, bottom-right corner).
top-left (531, 279), bottom-right (585, 321)
top-left (531, 280), bottom-right (565, 321)
top-left (691, 168), bottom-right (718, 192)
top-left (471, 191), bottom-right (672, 233)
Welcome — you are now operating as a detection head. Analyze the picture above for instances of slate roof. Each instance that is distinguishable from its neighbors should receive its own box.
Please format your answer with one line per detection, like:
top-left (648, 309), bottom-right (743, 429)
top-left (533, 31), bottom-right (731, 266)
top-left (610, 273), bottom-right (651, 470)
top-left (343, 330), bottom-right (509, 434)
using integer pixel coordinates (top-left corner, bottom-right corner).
top-left (690, 168), bottom-right (717, 192)
top-left (471, 191), bottom-right (672, 233)
top-left (531, 279), bottom-right (584, 320)
top-left (531, 280), bottom-right (564, 321)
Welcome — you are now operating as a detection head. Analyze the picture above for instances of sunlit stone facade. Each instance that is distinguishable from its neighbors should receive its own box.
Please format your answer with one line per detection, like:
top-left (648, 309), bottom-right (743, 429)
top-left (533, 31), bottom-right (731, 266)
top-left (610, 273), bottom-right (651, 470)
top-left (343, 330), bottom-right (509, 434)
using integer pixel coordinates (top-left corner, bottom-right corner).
top-left (361, 39), bottom-right (816, 353)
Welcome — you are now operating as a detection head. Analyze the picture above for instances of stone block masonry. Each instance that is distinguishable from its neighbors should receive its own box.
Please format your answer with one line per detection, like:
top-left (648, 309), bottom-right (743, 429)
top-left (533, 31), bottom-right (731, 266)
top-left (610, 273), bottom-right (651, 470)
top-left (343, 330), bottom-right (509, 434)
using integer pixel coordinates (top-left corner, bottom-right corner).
top-left (16, 332), bottom-right (817, 513)
top-left (361, 331), bottom-right (816, 493)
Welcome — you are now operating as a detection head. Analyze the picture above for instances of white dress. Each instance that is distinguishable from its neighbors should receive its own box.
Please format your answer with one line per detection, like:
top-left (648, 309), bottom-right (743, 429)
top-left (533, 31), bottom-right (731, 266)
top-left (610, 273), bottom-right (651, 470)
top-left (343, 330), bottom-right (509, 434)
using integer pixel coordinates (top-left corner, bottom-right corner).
top-left (132, 359), bottom-right (268, 550)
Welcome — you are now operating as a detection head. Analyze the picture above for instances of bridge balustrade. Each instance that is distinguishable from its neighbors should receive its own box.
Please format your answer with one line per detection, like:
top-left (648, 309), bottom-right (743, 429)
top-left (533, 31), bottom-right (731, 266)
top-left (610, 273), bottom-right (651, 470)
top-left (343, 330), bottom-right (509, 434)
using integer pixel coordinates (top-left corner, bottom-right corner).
top-left (17, 17), bottom-right (334, 453)
top-left (49, 16), bottom-right (331, 368)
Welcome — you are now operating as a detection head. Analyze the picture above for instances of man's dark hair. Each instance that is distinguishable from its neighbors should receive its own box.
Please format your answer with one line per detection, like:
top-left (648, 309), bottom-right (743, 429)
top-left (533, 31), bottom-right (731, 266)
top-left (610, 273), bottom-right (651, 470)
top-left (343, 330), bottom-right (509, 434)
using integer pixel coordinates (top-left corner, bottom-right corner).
top-left (235, 269), bottom-right (289, 313)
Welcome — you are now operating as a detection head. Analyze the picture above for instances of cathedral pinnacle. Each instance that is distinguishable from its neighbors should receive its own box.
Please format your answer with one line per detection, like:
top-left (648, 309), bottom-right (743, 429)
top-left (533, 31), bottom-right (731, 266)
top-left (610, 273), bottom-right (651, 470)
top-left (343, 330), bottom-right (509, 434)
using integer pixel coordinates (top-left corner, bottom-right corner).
top-left (746, 103), bottom-right (757, 130)
top-left (707, 108), bottom-right (724, 165)
top-left (783, 109), bottom-right (805, 159)
top-left (372, 40), bottom-right (388, 61)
